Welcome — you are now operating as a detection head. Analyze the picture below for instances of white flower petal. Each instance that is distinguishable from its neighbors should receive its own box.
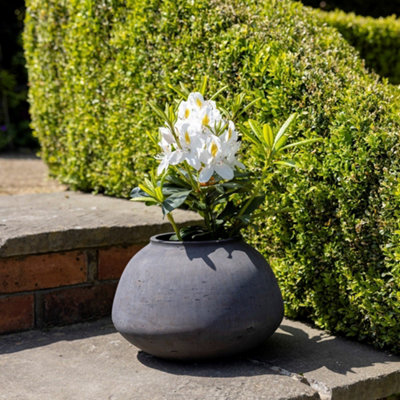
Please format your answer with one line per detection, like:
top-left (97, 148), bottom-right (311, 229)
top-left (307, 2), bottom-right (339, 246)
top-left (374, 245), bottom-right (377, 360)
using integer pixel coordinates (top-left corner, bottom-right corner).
top-left (186, 154), bottom-right (201, 170)
top-left (215, 164), bottom-right (234, 180)
top-left (178, 101), bottom-right (191, 120)
top-left (169, 150), bottom-right (185, 165)
top-left (157, 157), bottom-right (169, 175)
top-left (159, 127), bottom-right (175, 145)
top-left (199, 166), bottom-right (214, 183)
top-left (234, 160), bottom-right (245, 169)
top-left (188, 92), bottom-right (205, 109)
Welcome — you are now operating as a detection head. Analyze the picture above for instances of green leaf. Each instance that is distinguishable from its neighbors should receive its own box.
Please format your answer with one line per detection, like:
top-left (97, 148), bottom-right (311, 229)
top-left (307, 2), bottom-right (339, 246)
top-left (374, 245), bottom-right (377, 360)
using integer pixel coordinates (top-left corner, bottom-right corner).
top-left (168, 83), bottom-right (188, 99)
top-left (241, 128), bottom-right (260, 146)
top-left (239, 195), bottom-right (265, 223)
top-left (199, 76), bottom-right (208, 96)
top-left (263, 124), bottom-right (274, 148)
top-left (145, 130), bottom-right (158, 146)
top-left (274, 160), bottom-right (297, 168)
top-left (274, 134), bottom-right (288, 151)
top-left (148, 101), bottom-right (168, 122)
top-left (248, 119), bottom-right (263, 140)
top-left (279, 138), bottom-right (321, 151)
top-left (217, 201), bottom-right (240, 220)
top-left (273, 113), bottom-right (296, 148)
top-left (234, 97), bottom-right (261, 119)
top-left (162, 183), bottom-right (191, 196)
top-left (165, 173), bottom-right (192, 189)
top-left (139, 183), bottom-right (155, 197)
top-left (161, 189), bottom-right (192, 215)
top-left (210, 85), bottom-right (228, 100)
top-left (130, 196), bottom-right (158, 204)
top-left (131, 186), bottom-right (148, 198)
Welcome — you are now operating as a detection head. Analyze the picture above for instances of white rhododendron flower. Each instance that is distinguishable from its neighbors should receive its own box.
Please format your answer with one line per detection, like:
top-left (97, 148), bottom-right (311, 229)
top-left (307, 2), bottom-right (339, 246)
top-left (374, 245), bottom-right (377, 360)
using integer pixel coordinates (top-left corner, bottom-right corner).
top-left (134, 87), bottom-right (304, 241)
top-left (157, 92), bottom-right (243, 183)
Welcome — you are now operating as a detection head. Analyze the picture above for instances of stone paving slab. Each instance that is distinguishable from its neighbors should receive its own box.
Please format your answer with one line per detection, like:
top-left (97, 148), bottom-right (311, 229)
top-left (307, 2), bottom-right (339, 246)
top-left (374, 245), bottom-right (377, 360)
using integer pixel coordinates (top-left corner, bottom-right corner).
top-left (0, 319), bottom-right (318, 400)
top-left (0, 192), bottom-right (201, 257)
top-left (0, 153), bottom-right (67, 196)
top-left (248, 319), bottom-right (400, 400)
top-left (1, 318), bottom-right (399, 400)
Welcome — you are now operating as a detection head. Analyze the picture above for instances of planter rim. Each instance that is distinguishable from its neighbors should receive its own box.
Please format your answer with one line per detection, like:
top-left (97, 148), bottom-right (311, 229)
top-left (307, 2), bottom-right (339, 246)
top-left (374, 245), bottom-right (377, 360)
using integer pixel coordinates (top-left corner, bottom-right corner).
top-left (150, 232), bottom-right (242, 246)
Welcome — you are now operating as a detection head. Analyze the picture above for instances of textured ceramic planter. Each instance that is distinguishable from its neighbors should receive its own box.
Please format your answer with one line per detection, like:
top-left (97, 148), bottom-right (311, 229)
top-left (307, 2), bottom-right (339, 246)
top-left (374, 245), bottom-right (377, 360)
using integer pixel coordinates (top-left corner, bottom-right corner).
top-left (112, 233), bottom-right (284, 360)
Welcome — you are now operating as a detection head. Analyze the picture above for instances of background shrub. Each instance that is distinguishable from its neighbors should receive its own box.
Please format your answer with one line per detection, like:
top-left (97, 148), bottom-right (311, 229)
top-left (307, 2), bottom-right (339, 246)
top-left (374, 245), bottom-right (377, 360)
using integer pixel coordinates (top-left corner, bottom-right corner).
top-left (301, 0), bottom-right (400, 18)
top-left (24, 0), bottom-right (400, 353)
top-left (318, 10), bottom-right (400, 84)
top-left (0, 0), bottom-right (36, 151)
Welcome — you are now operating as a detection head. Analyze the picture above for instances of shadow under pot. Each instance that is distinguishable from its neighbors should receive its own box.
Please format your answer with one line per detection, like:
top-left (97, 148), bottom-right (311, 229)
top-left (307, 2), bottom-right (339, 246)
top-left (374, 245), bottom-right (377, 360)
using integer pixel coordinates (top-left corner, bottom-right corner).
top-left (112, 233), bottom-right (284, 360)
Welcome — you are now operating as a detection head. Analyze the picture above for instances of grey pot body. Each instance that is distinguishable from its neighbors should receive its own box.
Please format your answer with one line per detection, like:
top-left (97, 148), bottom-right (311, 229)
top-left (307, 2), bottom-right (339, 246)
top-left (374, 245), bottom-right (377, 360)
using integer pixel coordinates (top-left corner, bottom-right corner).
top-left (112, 234), bottom-right (284, 360)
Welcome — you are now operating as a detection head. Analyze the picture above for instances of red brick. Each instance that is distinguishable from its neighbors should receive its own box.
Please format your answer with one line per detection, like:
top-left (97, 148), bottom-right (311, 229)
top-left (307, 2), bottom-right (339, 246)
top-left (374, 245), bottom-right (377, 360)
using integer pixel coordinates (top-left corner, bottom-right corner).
top-left (98, 244), bottom-right (143, 280)
top-left (0, 251), bottom-right (87, 294)
top-left (0, 295), bottom-right (34, 334)
top-left (41, 283), bottom-right (117, 326)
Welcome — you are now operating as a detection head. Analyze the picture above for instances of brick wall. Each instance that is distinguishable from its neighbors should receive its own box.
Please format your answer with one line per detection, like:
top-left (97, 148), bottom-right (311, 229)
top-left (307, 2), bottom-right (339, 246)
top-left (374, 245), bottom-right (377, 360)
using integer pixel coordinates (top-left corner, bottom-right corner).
top-left (0, 244), bottom-right (144, 334)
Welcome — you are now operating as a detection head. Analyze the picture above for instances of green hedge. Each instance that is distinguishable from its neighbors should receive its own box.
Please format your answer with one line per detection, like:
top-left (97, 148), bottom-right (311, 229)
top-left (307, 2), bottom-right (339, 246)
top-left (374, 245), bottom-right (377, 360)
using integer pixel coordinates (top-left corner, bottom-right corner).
top-left (24, 0), bottom-right (400, 353)
top-left (318, 10), bottom-right (400, 84)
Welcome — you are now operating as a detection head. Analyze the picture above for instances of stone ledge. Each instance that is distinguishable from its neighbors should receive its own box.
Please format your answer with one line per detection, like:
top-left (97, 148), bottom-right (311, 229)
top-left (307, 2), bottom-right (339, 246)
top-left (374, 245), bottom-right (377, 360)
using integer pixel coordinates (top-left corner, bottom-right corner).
top-left (0, 192), bottom-right (201, 258)
top-left (0, 192), bottom-right (201, 334)
top-left (0, 318), bottom-right (399, 400)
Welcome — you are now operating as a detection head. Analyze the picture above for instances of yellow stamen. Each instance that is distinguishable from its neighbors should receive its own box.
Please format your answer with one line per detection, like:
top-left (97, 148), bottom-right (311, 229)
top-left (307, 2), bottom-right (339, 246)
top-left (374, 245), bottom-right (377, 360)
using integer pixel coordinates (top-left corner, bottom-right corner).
top-left (196, 98), bottom-right (203, 108)
top-left (211, 141), bottom-right (218, 158)
top-left (202, 114), bottom-right (210, 126)
top-left (184, 131), bottom-right (190, 145)
top-left (184, 108), bottom-right (190, 118)
top-left (228, 128), bottom-right (232, 140)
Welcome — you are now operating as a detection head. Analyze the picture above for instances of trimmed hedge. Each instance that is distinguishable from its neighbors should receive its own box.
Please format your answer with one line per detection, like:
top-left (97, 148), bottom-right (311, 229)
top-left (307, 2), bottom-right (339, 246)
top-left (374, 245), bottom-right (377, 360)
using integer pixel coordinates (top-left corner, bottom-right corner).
top-left (319, 10), bottom-right (400, 84)
top-left (24, 0), bottom-right (400, 353)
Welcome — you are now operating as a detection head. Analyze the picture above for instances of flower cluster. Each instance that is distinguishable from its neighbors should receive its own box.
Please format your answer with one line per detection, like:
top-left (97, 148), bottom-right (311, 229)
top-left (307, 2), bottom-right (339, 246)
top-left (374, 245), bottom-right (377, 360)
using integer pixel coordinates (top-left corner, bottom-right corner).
top-left (157, 92), bottom-right (244, 183)
top-left (132, 85), bottom-right (312, 241)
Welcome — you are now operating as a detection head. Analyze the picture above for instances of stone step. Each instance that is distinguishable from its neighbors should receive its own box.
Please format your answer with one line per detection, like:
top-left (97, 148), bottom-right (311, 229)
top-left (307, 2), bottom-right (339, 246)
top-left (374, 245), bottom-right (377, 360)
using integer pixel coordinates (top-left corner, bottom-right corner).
top-left (0, 192), bottom-right (201, 258)
top-left (1, 318), bottom-right (399, 400)
top-left (0, 192), bottom-right (201, 333)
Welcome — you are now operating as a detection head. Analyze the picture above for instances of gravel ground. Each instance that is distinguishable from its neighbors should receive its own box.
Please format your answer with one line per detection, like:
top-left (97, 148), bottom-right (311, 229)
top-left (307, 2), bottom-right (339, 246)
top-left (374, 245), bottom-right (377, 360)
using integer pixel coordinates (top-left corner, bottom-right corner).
top-left (0, 153), bottom-right (67, 195)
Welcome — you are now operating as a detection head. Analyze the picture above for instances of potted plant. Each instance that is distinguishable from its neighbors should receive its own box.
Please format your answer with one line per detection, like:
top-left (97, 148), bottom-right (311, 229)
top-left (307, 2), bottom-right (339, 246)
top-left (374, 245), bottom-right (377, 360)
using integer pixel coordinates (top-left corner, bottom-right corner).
top-left (112, 80), bottom-right (318, 360)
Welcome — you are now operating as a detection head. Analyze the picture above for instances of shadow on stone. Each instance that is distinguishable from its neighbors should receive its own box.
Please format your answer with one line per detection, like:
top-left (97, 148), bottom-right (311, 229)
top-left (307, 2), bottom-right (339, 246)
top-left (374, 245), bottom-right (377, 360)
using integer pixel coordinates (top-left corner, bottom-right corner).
top-left (0, 318), bottom-right (116, 355)
top-left (137, 321), bottom-right (399, 378)
top-left (247, 322), bottom-right (398, 376)
top-left (137, 350), bottom-right (275, 378)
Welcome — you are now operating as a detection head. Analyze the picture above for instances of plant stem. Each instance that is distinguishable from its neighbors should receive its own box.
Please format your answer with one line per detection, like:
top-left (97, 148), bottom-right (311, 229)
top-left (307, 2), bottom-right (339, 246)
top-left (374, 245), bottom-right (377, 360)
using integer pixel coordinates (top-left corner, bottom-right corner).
top-left (183, 161), bottom-right (200, 193)
top-left (167, 213), bottom-right (183, 241)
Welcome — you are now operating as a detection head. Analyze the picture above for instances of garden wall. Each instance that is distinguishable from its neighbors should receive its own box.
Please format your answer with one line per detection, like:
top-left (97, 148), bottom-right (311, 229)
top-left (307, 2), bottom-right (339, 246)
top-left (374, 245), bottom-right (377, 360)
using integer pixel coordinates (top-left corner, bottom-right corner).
top-left (0, 192), bottom-right (200, 334)
top-left (0, 244), bottom-right (141, 334)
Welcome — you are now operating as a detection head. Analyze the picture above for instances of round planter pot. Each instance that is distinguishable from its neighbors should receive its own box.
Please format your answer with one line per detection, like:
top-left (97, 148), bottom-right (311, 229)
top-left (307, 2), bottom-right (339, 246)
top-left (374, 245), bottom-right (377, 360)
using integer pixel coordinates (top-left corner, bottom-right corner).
top-left (112, 233), bottom-right (284, 360)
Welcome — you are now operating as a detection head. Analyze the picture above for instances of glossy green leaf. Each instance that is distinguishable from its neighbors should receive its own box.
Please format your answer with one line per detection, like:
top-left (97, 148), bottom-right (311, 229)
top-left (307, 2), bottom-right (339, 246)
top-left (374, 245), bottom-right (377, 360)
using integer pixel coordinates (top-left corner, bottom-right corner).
top-left (161, 189), bottom-right (192, 215)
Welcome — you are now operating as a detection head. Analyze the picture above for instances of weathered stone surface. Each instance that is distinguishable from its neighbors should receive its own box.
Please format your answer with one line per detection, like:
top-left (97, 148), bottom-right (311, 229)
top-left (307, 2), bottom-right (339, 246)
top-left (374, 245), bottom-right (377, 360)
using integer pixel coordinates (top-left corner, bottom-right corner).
top-left (0, 319), bottom-right (319, 400)
top-left (0, 192), bottom-right (201, 257)
top-left (1, 318), bottom-right (399, 400)
top-left (249, 319), bottom-right (400, 400)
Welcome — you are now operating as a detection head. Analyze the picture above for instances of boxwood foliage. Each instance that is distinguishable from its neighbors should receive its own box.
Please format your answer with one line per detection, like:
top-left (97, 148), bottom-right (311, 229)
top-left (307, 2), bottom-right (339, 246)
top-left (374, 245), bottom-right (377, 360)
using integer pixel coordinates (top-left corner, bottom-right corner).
top-left (319, 10), bottom-right (400, 84)
top-left (24, 0), bottom-right (400, 353)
